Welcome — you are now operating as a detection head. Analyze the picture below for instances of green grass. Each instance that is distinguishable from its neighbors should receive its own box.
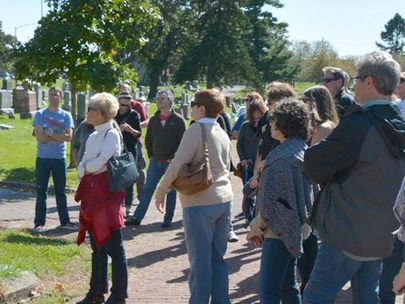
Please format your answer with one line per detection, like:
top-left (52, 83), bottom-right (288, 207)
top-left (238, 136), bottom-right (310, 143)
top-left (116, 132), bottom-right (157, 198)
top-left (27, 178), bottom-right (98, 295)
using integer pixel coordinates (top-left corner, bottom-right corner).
top-left (0, 264), bottom-right (22, 281)
top-left (0, 230), bottom-right (88, 277)
top-left (0, 229), bottom-right (91, 303)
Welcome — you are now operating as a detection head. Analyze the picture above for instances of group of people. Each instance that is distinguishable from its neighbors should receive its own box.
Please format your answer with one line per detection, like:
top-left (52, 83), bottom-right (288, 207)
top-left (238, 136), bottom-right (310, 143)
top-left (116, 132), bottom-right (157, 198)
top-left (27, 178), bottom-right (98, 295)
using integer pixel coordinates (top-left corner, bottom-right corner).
top-left (31, 50), bottom-right (405, 304)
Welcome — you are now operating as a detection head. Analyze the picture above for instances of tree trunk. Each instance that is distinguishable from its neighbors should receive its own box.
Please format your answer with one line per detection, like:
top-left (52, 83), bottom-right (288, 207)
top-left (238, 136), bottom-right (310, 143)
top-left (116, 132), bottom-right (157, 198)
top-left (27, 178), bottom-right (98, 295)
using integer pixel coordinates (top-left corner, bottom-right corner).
top-left (68, 83), bottom-right (77, 169)
top-left (148, 67), bottom-right (161, 100)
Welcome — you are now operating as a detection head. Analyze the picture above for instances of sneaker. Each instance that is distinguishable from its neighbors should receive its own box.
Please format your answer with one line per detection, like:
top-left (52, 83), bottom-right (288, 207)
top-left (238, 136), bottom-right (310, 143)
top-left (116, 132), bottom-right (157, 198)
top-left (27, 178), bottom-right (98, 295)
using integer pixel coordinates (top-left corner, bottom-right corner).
top-left (125, 217), bottom-right (141, 226)
top-left (60, 222), bottom-right (78, 230)
top-left (32, 225), bottom-right (44, 233)
top-left (228, 230), bottom-right (239, 243)
top-left (125, 208), bottom-right (133, 218)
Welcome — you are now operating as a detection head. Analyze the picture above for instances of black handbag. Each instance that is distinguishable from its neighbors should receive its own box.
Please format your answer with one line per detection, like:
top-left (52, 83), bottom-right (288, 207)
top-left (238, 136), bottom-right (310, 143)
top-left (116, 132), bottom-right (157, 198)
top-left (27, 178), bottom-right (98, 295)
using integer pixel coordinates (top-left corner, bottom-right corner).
top-left (105, 129), bottom-right (138, 192)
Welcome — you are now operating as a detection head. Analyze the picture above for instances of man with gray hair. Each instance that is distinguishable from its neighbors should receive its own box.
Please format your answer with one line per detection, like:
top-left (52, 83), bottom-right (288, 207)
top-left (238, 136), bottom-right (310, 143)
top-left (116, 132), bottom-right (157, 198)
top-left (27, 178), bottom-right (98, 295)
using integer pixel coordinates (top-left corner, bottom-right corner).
top-left (303, 51), bottom-right (405, 303)
top-left (126, 90), bottom-right (186, 227)
top-left (322, 66), bottom-right (356, 119)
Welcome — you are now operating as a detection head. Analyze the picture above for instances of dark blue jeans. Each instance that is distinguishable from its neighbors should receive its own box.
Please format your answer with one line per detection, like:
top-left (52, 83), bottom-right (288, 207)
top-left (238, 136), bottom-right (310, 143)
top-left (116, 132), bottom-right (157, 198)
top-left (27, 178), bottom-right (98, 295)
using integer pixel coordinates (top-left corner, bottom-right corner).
top-left (303, 242), bottom-right (381, 304)
top-left (89, 229), bottom-right (128, 299)
top-left (124, 147), bottom-right (138, 209)
top-left (133, 159), bottom-right (176, 223)
top-left (379, 237), bottom-right (404, 304)
top-left (259, 238), bottom-right (301, 304)
top-left (35, 157), bottom-right (70, 226)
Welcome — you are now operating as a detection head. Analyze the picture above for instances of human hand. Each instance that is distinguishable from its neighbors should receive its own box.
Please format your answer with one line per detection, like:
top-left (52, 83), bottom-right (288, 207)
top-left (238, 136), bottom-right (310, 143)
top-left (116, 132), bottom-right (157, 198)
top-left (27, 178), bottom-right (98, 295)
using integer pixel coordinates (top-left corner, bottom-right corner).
top-left (120, 123), bottom-right (131, 132)
top-left (246, 231), bottom-right (263, 247)
top-left (393, 264), bottom-right (405, 295)
top-left (250, 177), bottom-right (259, 189)
top-left (155, 196), bottom-right (166, 214)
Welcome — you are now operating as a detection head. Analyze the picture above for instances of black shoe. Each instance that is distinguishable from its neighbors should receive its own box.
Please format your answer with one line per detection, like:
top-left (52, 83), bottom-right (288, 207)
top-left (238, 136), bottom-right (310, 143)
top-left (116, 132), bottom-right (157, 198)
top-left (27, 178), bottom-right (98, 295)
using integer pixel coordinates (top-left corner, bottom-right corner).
top-left (105, 295), bottom-right (125, 304)
top-left (76, 293), bottom-right (105, 304)
top-left (161, 221), bottom-right (172, 228)
top-left (125, 217), bottom-right (141, 226)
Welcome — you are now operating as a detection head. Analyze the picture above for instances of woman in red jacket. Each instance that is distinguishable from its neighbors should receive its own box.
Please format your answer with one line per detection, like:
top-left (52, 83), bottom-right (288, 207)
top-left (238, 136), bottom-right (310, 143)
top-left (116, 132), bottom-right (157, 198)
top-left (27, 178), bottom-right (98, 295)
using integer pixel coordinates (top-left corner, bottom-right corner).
top-left (76, 92), bottom-right (128, 304)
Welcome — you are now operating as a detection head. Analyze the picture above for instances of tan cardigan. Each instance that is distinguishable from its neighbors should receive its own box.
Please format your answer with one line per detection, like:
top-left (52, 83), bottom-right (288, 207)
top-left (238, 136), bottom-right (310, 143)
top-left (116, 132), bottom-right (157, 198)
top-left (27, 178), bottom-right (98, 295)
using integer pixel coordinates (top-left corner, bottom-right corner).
top-left (155, 121), bottom-right (233, 208)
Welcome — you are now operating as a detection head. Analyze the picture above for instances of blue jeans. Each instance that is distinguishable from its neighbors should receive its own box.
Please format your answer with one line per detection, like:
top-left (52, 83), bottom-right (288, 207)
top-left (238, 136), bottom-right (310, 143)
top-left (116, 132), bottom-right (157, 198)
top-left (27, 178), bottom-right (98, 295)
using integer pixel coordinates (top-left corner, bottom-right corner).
top-left (183, 202), bottom-right (231, 304)
top-left (135, 141), bottom-right (146, 197)
top-left (89, 229), bottom-right (128, 299)
top-left (35, 157), bottom-right (70, 226)
top-left (259, 238), bottom-right (301, 304)
top-left (379, 237), bottom-right (403, 304)
top-left (303, 242), bottom-right (382, 304)
top-left (133, 159), bottom-right (176, 223)
top-left (242, 167), bottom-right (253, 187)
top-left (124, 147), bottom-right (137, 208)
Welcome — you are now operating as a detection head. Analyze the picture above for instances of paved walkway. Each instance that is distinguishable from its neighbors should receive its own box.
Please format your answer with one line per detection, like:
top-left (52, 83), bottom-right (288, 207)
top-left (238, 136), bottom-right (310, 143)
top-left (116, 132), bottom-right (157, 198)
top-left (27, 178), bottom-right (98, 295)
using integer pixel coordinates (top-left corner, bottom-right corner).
top-left (0, 170), bottom-right (404, 303)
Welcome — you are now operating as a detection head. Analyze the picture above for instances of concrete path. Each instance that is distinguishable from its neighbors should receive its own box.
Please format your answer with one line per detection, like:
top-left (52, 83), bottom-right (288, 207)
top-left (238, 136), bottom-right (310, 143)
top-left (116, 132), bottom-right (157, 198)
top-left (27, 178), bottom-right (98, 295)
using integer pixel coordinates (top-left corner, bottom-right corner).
top-left (0, 170), bottom-right (404, 303)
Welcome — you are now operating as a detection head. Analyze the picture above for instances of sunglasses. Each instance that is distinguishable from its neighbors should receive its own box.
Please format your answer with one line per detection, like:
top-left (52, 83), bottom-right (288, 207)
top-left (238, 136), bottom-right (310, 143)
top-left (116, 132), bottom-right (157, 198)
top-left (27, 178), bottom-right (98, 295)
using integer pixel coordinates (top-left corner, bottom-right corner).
top-left (351, 75), bottom-right (370, 84)
top-left (323, 78), bottom-right (338, 83)
top-left (120, 104), bottom-right (130, 107)
top-left (400, 78), bottom-right (405, 84)
top-left (87, 107), bottom-right (97, 112)
top-left (190, 101), bottom-right (202, 107)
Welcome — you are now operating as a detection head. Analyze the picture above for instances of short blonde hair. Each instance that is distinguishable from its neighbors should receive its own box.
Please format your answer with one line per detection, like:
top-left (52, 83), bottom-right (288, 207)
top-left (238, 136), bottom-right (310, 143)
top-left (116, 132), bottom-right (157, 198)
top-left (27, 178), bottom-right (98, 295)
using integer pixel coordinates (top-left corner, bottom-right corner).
top-left (89, 92), bottom-right (119, 122)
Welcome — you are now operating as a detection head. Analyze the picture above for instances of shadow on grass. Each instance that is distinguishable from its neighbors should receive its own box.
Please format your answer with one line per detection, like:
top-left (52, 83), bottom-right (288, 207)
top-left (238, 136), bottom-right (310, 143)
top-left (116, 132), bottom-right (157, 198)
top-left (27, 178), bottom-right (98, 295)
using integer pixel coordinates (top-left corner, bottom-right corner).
top-left (0, 167), bottom-right (35, 184)
top-left (1, 231), bottom-right (71, 246)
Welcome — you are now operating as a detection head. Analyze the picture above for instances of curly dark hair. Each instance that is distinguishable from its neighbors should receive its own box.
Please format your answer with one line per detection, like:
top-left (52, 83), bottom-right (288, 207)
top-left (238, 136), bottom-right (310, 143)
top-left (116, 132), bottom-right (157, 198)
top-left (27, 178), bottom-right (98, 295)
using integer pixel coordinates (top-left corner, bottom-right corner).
top-left (272, 98), bottom-right (310, 141)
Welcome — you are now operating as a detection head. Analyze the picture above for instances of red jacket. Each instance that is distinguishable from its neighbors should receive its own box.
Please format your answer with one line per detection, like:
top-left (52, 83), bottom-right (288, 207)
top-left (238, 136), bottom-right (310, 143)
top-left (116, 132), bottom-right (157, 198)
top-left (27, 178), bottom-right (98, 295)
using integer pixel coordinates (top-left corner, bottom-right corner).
top-left (75, 171), bottom-right (125, 248)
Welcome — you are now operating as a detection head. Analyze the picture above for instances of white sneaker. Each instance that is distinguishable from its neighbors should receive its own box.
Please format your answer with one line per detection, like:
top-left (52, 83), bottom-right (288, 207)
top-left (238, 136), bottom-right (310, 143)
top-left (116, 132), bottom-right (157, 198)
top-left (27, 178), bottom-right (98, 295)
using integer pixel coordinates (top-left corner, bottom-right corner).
top-left (228, 230), bottom-right (239, 243)
top-left (125, 208), bottom-right (133, 218)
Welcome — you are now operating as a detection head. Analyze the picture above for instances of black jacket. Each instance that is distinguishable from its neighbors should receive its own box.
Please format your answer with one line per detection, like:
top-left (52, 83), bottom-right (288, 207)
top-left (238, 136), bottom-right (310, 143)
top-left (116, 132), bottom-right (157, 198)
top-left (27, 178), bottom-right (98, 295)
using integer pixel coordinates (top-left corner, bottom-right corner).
top-left (145, 110), bottom-right (186, 160)
top-left (115, 110), bottom-right (141, 151)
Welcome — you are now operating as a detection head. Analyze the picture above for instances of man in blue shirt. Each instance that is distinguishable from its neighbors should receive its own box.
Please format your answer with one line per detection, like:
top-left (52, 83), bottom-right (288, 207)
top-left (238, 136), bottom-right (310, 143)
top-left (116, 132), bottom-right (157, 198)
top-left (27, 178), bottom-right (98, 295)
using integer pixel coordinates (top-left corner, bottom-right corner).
top-left (33, 87), bottom-right (76, 231)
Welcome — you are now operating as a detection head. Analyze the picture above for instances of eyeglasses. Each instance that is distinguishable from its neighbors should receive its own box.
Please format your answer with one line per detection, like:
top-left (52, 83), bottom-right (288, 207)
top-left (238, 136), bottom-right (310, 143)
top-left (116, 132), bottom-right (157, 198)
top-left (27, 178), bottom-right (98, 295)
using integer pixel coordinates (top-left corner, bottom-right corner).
top-left (323, 78), bottom-right (338, 83)
top-left (190, 101), bottom-right (202, 107)
top-left (351, 75), bottom-right (369, 84)
top-left (120, 104), bottom-right (130, 107)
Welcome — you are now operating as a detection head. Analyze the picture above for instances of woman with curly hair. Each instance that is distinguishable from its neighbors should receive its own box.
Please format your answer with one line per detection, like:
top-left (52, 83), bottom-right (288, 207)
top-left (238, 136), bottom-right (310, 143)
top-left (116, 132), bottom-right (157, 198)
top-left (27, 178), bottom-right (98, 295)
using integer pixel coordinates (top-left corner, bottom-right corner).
top-left (246, 98), bottom-right (313, 304)
top-left (302, 85), bottom-right (339, 146)
top-left (236, 98), bottom-right (267, 185)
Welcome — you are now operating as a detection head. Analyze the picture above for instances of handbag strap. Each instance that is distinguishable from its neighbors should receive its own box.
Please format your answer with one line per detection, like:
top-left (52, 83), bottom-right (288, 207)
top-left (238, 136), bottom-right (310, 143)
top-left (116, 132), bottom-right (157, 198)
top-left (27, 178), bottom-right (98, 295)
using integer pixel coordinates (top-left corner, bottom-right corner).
top-left (198, 123), bottom-right (211, 171)
top-left (104, 127), bottom-right (129, 154)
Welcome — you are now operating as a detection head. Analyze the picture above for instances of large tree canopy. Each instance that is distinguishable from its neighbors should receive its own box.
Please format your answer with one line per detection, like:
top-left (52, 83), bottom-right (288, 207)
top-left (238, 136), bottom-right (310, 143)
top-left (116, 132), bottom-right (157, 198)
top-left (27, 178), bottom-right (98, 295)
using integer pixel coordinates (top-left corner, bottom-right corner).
top-left (174, 0), bottom-right (296, 90)
top-left (14, 0), bottom-right (159, 120)
top-left (376, 13), bottom-right (405, 55)
top-left (136, 0), bottom-right (197, 100)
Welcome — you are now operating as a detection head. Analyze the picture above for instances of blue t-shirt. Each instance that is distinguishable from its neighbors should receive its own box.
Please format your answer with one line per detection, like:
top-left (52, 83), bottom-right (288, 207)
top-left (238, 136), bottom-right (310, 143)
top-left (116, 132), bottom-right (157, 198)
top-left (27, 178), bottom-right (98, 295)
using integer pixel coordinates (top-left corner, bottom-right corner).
top-left (231, 114), bottom-right (246, 132)
top-left (33, 108), bottom-right (74, 159)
